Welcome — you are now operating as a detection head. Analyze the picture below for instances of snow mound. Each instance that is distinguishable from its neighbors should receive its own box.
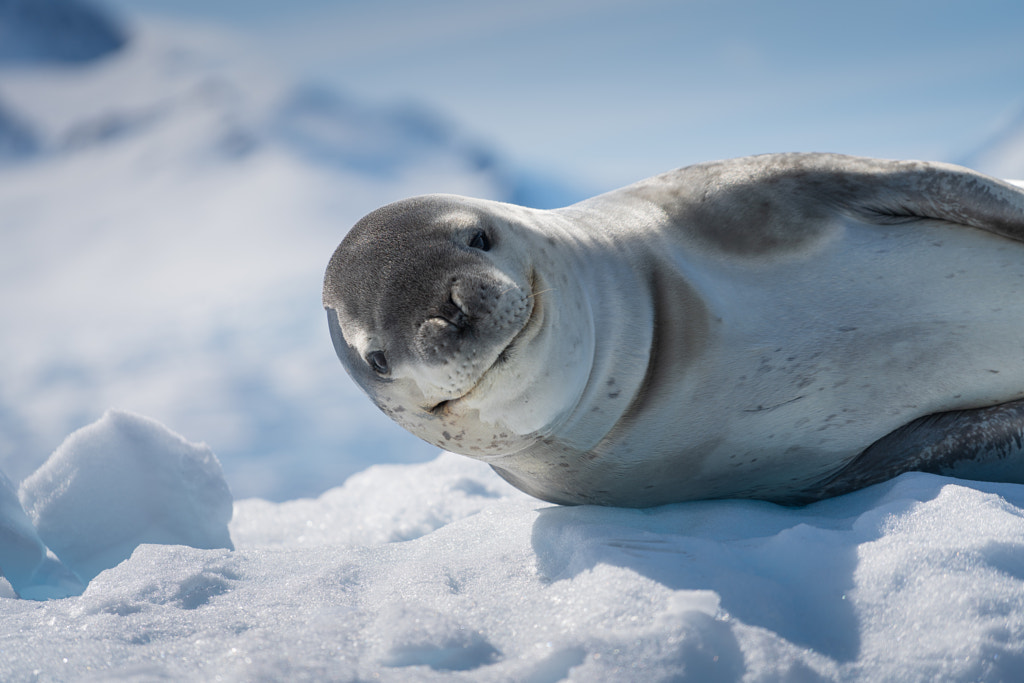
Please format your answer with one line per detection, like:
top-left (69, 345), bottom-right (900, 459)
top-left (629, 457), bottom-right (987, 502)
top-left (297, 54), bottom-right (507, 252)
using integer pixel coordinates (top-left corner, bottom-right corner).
top-left (0, 0), bottom-right (126, 64)
top-left (4, 433), bottom-right (1024, 680)
top-left (16, 410), bottom-right (233, 586)
top-left (272, 85), bottom-right (485, 177)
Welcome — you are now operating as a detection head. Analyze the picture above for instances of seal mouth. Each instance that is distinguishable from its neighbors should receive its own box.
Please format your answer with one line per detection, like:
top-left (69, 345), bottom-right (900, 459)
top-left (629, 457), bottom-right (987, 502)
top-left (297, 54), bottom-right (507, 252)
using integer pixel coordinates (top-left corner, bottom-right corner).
top-left (429, 270), bottom-right (542, 415)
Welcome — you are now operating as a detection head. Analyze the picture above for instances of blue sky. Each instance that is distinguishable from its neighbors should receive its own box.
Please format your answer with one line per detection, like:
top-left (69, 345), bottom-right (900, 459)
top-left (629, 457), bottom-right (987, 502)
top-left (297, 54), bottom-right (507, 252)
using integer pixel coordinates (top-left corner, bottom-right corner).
top-left (107, 0), bottom-right (1024, 192)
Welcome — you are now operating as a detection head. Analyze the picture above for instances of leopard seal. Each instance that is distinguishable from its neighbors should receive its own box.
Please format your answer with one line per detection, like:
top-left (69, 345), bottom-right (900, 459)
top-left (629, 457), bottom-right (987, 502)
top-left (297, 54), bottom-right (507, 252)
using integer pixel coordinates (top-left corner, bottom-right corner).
top-left (323, 153), bottom-right (1024, 507)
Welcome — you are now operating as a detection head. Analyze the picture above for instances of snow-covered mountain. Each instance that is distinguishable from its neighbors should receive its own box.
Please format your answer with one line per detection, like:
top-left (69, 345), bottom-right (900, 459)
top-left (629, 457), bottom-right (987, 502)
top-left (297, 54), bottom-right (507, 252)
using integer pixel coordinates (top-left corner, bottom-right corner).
top-left (0, 100), bottom-right (35, 160)
top-left (0, 7), bottom-right (582, 500)
top-left (0, 9), bottom-right (570, 200)
top-left (0, 0), bottom-right (126, 64)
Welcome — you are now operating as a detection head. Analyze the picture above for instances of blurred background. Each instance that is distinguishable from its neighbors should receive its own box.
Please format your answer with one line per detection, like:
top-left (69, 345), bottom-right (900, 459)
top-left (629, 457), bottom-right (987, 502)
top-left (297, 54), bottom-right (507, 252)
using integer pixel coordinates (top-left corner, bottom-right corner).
top-left (106, 0), bottom-right (1024, 189)
top-left (1, 0), bottom-right (1023, 501)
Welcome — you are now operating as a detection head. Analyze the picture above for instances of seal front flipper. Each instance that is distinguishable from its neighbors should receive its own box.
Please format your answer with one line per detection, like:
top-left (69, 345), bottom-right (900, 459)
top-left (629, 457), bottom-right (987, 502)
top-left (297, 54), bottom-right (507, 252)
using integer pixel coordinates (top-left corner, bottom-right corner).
top-left (795, 398), bottom-right (1024, 504)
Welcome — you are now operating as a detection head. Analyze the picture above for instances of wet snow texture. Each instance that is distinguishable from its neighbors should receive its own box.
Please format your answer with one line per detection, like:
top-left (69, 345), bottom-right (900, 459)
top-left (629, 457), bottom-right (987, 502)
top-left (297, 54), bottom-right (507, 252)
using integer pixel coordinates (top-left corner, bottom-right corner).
top-left (4, 440), bottom-right (1024, 681)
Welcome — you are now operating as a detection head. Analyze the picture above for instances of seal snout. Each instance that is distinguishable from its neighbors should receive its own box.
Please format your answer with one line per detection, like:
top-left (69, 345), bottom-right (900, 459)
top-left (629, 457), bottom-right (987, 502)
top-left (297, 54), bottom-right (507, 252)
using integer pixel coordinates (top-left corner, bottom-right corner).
top-left (410, 271), bottom-right (533, 403)
top-left (415, 276), bottom-right (526, 364)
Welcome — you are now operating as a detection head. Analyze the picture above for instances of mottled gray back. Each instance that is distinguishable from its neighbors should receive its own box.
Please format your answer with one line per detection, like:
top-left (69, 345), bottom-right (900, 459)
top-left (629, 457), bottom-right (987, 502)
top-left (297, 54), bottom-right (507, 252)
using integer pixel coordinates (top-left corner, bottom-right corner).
top-left (623, 153), bottom-right (1024, 255)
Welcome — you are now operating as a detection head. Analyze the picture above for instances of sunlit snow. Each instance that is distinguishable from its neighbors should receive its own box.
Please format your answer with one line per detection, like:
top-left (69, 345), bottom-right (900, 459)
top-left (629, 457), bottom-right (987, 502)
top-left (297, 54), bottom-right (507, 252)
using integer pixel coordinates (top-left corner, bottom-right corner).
top-left (5, 411), bottom-right (1024, 680)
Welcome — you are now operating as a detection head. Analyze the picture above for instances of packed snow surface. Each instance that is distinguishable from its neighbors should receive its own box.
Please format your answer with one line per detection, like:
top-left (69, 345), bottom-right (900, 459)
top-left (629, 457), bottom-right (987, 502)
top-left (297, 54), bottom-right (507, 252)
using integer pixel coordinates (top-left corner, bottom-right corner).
top-left (3, 411), bottom-right (1024, 680)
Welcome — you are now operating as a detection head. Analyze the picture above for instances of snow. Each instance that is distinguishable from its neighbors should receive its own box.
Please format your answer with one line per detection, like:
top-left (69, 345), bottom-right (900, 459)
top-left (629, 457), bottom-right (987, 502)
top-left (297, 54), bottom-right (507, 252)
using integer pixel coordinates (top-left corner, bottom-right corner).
top-left (5, 2), bottom-right (1024, 680)
top-left (19, 410), bottom-right (233, 584)
top-left (4, 414), bottom-right (1024, 679)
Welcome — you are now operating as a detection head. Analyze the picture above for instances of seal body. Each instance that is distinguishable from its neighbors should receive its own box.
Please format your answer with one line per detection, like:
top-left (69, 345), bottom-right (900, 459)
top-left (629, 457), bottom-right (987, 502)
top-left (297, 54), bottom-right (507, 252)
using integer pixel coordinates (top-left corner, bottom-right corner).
top-left (323, 153), bottom-right (1024, 506)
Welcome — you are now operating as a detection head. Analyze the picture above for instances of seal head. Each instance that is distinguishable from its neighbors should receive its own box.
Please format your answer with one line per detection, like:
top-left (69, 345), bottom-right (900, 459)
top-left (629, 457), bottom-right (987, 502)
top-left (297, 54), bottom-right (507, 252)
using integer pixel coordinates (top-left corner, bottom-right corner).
top-left (323, 195), bottom-right (589, 456)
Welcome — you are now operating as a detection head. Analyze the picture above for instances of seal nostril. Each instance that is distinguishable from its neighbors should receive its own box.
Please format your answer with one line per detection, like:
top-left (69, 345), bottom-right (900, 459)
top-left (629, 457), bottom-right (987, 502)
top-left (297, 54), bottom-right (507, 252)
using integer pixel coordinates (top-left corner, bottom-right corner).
top-left (438, 296), bottom-right (469, 330)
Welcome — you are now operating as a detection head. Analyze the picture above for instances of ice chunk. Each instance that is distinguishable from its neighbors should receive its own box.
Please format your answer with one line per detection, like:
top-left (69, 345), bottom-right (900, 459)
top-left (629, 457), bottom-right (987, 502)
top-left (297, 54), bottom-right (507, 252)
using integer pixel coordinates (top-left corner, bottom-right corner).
top-left (0, 469), bottom-right (45, 591)
top-left (19, 410), bottom-right (233, 583)
top-left (0, 469), bottom-right (84, 599)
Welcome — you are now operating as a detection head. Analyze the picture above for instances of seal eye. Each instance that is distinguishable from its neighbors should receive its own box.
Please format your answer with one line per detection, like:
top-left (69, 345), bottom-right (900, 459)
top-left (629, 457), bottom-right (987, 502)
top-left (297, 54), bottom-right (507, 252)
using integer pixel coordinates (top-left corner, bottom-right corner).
top-left (468, 230), bottom-right (491, 251)
top-left (367, 350), bottom-right (389, 375)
